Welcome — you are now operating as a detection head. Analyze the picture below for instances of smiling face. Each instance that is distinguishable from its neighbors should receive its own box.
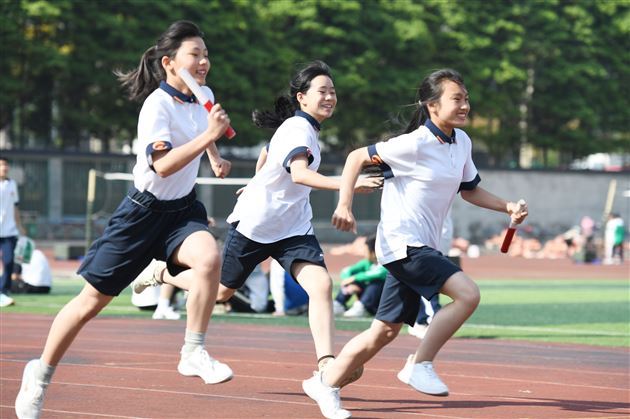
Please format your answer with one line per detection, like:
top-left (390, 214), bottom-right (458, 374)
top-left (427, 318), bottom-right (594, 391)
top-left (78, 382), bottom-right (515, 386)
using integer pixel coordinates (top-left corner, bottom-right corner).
top-left (296, 75), bottom-right (337, 123)
top-left (162, 37), bottom-right (210, 94)
top-left (428, 80), bottom-right (470, 134)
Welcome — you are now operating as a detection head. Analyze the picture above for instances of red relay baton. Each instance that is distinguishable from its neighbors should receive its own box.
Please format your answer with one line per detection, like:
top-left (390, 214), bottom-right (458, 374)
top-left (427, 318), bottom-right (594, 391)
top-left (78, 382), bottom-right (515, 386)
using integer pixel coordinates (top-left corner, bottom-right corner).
top-left (500, 223), bottom-right (517, 253)
top-left (500, 199), bottom-right (526, 254)
top-left (178, 68), bottom-right (236, 139)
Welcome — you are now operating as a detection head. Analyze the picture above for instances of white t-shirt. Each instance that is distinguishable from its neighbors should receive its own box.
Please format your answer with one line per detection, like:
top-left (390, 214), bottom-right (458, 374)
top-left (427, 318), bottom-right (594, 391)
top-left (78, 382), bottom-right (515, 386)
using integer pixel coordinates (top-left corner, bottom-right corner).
top-left (21, 249), bottom-right (52, 287)
top-left (369, 122), bottom-right (480, 264)
top-left (132, 82), bottom-right (215, 200)
top-left (227, 112), bottom-right (321, 243)
top-left (0, 178), bottom-right (19, 237)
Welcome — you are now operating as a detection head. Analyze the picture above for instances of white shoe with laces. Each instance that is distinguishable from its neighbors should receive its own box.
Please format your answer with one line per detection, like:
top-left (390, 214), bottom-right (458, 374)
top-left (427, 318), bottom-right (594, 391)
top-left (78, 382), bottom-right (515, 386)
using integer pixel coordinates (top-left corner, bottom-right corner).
top-left (15, 359), bottom-right (48, 419)
top-left (302, 371), bottom-right (351, 419)
top-left (131, 261), bottom-right (165, 294)
top-left (152, 305), bottom-right (180, 320)
top-left (399, 358), bottom-right (449, 396)
top-left (177, 346), bottom-right (233, 384)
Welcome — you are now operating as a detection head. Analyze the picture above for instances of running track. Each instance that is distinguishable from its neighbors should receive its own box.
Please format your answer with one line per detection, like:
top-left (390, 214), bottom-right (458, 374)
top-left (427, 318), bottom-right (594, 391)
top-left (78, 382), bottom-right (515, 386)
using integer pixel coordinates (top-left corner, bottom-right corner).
top-left (1, 255), bottom-right (629, 418)
top-left (1, 312), bottom-right (628, 418)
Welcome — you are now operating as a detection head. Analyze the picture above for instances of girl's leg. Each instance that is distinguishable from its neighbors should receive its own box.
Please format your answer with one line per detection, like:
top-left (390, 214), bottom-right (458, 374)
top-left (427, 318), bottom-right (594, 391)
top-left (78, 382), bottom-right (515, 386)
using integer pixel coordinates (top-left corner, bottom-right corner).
top-left (16, 283), bottom-right (112, 419)
top-left (412, 271), bottom-right (479, 363)
top-left (293, 262), bottom-right (335, 360)
top-left (41, 283), bottom-right (113, 366)
top-left (323, 319), bottom-right (402, 387)
top-left (170, 231), bottom-right (221, 333)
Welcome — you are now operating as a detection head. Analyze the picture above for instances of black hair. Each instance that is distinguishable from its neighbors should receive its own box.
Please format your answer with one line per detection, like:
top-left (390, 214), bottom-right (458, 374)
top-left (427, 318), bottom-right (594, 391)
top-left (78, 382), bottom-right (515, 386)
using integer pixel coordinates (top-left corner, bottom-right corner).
top-left (252, 60), bottom-right (333, 129)
top-left (403, 69), bottom-right (465, 134)
top-left (116, 20), bottom-right (205, 102)
top-left (0, 156), bottom-right (8, 163)
top-left (365, 234), bottom-right (377, 253)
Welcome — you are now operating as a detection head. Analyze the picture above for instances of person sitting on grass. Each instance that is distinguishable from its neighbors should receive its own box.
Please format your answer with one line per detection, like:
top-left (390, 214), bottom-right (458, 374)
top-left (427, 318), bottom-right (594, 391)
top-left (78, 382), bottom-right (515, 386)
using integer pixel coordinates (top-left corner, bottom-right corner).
top-left (333, 234), bottom-right (386, 318)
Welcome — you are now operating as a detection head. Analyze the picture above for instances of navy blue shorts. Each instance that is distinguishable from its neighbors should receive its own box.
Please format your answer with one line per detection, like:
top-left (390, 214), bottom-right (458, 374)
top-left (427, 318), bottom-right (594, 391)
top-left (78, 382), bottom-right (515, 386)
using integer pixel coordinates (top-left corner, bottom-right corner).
top-left (221, 224), bottom-right (326, 290)
top-left (78, 188), bottom-right (209, 296)
top-left (375, 246), bottom-right (461, 326)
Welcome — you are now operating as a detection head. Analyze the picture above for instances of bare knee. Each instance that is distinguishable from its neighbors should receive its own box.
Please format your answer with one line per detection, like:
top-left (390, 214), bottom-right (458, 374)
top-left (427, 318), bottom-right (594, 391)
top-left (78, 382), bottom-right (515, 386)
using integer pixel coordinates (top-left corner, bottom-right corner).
top-left (371, 321), bottom-right (402, 346)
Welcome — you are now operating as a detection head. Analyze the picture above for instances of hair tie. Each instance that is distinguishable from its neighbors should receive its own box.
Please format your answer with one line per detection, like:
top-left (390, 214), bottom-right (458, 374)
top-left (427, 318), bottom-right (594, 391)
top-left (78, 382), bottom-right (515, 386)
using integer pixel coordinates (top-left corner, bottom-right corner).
top-left (418, 99), bottom-right (423, 107)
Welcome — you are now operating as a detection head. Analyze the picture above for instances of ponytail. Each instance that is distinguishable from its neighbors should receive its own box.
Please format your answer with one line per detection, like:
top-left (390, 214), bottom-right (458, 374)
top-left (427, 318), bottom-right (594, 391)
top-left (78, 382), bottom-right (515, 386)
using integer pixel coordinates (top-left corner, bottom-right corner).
top-left (252, 95), bottom-right (297, 129)
top-left (116, 46), bottom-right (163, 102)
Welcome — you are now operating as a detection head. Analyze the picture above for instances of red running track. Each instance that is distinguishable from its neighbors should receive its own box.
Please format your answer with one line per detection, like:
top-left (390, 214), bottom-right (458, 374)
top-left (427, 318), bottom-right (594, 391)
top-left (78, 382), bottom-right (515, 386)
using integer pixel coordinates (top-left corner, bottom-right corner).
top-left (1, 313), bottom-right (628, 418)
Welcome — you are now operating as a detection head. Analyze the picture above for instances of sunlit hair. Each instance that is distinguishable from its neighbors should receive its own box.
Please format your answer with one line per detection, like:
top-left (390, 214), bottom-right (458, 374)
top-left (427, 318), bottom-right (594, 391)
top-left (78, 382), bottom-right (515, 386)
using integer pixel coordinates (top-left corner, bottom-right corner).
top-left (116, 20), bottom-right (204, 102)
top-left (252, 60), bottom-right (333, 129)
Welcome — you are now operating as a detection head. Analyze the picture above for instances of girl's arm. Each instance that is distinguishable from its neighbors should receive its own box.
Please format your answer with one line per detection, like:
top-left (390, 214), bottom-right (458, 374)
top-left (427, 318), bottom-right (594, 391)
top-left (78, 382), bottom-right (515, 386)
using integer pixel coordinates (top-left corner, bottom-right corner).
top-left (331, 147), bottom-right (373, 233)
top-left (152, 104), bottom-right (230, 177)
top-left (461, 186), bottom-right (528, 224)
top-left (206, 143), bottom-right (232, 179)
top-left (290, 154), bottom-right (382, 191)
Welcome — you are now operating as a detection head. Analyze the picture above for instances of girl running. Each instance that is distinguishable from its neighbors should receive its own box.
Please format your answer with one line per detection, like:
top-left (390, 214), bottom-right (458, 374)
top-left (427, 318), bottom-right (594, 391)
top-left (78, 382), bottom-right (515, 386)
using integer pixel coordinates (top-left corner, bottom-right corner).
top-left (16, 20), bottom-right (233, 419)
top-left (302, 68), bottom-right (528, 418)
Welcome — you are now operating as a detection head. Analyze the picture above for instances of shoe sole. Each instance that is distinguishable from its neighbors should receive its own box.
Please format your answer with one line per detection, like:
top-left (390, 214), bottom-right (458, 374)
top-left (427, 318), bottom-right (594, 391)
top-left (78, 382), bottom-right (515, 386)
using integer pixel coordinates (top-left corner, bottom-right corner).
top-left (177, 363), bottom-right (233, 384)
top-left (408, 380), bottom-right (449, 396)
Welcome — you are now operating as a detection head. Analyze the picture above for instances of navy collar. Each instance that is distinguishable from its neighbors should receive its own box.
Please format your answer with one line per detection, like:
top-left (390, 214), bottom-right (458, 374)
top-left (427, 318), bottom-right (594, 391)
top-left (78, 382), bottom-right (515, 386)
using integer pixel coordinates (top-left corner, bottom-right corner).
top-left (424, 119), bottom-right (456, 144)
top-left (295, 110), bottom-right (321, 131)
top-left (159, 81), bottom-right (197, 104)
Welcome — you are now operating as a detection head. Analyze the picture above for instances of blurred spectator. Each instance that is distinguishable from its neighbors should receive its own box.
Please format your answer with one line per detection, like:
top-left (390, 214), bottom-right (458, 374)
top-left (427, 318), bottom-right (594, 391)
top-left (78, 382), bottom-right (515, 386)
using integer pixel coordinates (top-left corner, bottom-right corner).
top-left (10, 249), bottom-right (52, 294)
top-left (333, 234), bottom-right (386, 318)
top-left (604, 213), bottom-right (625, 265)
top-left (0, 157), bottom-right (25, 307)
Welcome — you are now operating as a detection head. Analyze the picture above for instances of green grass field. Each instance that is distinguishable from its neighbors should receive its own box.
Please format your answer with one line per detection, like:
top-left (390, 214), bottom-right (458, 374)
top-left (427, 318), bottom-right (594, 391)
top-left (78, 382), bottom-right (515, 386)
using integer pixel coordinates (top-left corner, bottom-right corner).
top-left (2, 278), bottom-right (628, 348)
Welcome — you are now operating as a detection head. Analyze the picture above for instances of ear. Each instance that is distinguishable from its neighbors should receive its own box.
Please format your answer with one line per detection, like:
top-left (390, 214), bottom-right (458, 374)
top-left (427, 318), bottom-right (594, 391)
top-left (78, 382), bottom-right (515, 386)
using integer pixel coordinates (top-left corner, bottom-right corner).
top-left (296, 91), bottom-right (305, 104)
top-left (161, 55), bottom-right (173, 72)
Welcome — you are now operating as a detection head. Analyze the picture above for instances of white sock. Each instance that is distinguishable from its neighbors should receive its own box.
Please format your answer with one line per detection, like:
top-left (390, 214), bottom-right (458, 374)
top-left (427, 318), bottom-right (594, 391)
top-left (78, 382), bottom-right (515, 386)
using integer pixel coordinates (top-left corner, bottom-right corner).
top-left (37, 359), bottom-right (55, 384)
top-left (183, 330), bottom-right (205, 354)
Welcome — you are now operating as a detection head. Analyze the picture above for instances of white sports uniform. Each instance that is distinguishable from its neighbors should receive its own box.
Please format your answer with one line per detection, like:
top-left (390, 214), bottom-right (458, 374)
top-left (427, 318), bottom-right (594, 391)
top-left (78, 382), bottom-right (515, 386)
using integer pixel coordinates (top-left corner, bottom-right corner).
top-left (227, 110), bottom-right (321, 243)
top-left (370, 119), bottom-right (480, 265)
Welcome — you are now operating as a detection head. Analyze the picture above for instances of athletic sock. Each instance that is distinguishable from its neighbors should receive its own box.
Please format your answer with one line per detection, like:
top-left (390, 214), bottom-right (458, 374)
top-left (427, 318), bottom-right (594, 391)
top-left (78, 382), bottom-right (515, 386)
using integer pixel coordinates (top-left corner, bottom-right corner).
top-left (37, 359), bottom-right (55, 384)
top-left (182, 330), bottom-right (205, 354)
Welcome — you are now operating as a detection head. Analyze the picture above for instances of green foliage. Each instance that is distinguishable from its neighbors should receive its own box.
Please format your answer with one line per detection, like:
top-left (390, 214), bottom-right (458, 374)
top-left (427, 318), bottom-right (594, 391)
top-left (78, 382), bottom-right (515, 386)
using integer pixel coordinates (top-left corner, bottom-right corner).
top-left (1, 0), bottom-right (628, 165)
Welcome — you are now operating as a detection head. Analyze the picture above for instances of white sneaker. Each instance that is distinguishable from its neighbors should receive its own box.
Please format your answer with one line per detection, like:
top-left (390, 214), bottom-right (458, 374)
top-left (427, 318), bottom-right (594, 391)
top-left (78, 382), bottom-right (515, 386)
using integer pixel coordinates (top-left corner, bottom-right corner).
top-left (406, 360), bottom-right (449, 396)
top-left (177, 346), bottom-right (233, 384)
top-left (15, 359), bottom-right (48, 419)
top-left (152, 305), bottom-right (180, 320)
top-left (333, 300), bottom-right (345, 316)
top-left (302, 371), bottom-right (351, 419)
top-left (408, 322), bottom-right (429, 339)
top-left (0, 293), bottom-right (15, 307)
top-left (131, 261), bottom-right (165, 294)
top-left (343, 301), bottom-right (366, 318)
